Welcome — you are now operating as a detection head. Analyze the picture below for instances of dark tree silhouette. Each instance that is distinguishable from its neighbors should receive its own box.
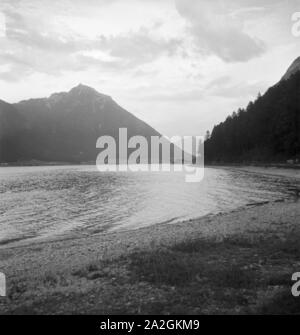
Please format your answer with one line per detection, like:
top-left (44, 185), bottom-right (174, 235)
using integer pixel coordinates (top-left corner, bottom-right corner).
top-left (205, 72), bottom-right (300, 163)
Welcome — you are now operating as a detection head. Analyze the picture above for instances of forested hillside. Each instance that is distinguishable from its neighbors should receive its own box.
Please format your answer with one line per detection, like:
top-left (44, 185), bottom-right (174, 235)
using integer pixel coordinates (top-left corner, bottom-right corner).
top-left (205, 71), bottom-right (300, 163)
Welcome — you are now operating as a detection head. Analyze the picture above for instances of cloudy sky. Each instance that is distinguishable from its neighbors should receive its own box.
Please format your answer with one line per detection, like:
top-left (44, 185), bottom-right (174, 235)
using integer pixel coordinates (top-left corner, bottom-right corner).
top-left (0, 0), bottom-right (299, 136)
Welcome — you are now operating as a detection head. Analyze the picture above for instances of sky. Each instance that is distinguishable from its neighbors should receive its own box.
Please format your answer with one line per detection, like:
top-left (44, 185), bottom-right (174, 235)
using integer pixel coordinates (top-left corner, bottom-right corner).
top-left (0, 0), bottom-right (299, 137)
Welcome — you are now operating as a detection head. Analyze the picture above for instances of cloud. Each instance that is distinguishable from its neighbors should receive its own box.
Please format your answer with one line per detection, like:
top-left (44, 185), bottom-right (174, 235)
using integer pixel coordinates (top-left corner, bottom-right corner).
top-left (97, 28), bottom-right (181, 67)
top-left (175, 0), bottom-right (266, 62)
top-left (0, 11), bottom-right (5, 37)
top-left (4, 9), bottom-right (89, 53)
top-left (209, 80), bottom-right (265, 98)
top-left (139, 89), bottom-right (204, 102)
top-left (0, 8), bottom-right (181, 81)
top-left (138, 75), bottom-right (265, 103)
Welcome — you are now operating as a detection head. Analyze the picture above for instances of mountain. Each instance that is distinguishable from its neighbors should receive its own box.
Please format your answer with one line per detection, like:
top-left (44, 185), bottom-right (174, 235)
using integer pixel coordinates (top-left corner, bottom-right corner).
top-left (281, 57), bottom-right (300, 81)
top-left (0, 100), bottom-right (25, 162)
top-left (0, 84), bottom-right (165, 164)
top-left (205, 58), bottom-right (300, 163)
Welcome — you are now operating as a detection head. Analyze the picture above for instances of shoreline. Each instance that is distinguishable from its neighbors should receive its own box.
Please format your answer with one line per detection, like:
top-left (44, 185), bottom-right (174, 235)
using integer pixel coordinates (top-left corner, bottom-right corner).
top-left (1, 161), bottom-right (300, 169)
top-left (1, 163), bottom-right (298, 251)
top-left (222, 165), bottom-right (300, 179)
top-left (1, 199), bottom-right (299, 314)
top-left (1, 162), bottom-right (299, 253)
top-left (0, 196), bottom-right (293, 251)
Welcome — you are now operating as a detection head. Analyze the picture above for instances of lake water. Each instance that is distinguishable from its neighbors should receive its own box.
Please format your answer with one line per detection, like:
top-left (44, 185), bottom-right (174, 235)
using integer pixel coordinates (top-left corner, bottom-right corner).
top-left (0, 165), bottom-right (299, 247)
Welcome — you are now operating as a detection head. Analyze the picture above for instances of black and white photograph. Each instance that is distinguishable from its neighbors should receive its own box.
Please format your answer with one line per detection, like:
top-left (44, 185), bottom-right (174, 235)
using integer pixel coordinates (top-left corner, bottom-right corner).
top-left (0, 0), bottom-right (300, 319)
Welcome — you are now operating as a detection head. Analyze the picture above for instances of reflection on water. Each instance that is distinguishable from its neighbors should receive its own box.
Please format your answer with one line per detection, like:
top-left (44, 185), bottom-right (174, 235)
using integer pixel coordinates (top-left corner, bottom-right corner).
top-left (0, 165), bottom-right (299, 247)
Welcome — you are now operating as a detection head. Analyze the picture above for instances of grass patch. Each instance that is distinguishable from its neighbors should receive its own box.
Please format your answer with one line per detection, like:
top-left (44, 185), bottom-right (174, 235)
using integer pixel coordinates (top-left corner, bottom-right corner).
top-left (129, 248), bottom-right (256, 289)
top-left (171, 238), bottom-right (220, 253)
top-left (274, 236), bottom-right (300, 257)
top-left (8, 280), bottom-right (27, 299)
top-left (265, 273), bottom-right (293, 287)
top-left (129, 250), bottom-right (205, 286)
top-left (258, 289), bottom-right (300, 315)
top-left (211, 264), bottom-right (255, 289)
top-left (72, 261), bottom-right (100, 278)
top-left (126, 233), bottom-right (300, 314)
top-left (71, 260), bottom-right (116, 281)
top-left (42, 272), bottom-right (60, 287)
top-left (5, 231), bottom-right (300, 315)
top-left (171, 236), bottom-right (255, 254)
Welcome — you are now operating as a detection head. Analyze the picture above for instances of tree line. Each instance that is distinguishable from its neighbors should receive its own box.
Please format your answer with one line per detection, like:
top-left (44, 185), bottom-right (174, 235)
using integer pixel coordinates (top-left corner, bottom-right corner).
top-left (204, 72), bottom-right (300, 163)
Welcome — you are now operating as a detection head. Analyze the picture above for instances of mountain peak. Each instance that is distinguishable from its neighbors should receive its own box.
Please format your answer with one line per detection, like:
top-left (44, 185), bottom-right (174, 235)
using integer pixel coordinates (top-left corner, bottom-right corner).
top-left (69, 83), bottom-right (97, 95)
top-left (281, 56), bottom-right (300, 81)
top-left (68, 84), bottom-right (111, 100)
top-left (1, 83), bottom-right (161, 164)
top-left (48, 84), bottom-right (110, 103)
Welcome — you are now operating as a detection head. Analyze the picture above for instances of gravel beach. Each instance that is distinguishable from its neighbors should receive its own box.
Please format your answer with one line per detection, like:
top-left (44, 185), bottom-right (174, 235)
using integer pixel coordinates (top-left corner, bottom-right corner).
top-left (1, 197), bottom-right (299, 314)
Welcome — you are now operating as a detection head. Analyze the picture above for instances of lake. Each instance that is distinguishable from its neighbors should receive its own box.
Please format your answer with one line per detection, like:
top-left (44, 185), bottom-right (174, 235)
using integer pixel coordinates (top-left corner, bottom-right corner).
top-left (0, 165), bottom-right (299, 247)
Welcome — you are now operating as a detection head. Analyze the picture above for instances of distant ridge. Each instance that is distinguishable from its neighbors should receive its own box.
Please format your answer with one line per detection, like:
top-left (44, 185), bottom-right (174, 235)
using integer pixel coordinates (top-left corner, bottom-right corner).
top-left (0, 84), bottom-right (163, 163)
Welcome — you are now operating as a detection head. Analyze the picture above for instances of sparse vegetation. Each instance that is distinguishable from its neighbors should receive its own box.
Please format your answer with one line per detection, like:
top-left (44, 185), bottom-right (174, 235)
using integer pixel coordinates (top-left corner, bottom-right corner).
top-left (3, 230), bottom-right (300, 315)
top-left (258, 289), bottom-right (300, 315)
